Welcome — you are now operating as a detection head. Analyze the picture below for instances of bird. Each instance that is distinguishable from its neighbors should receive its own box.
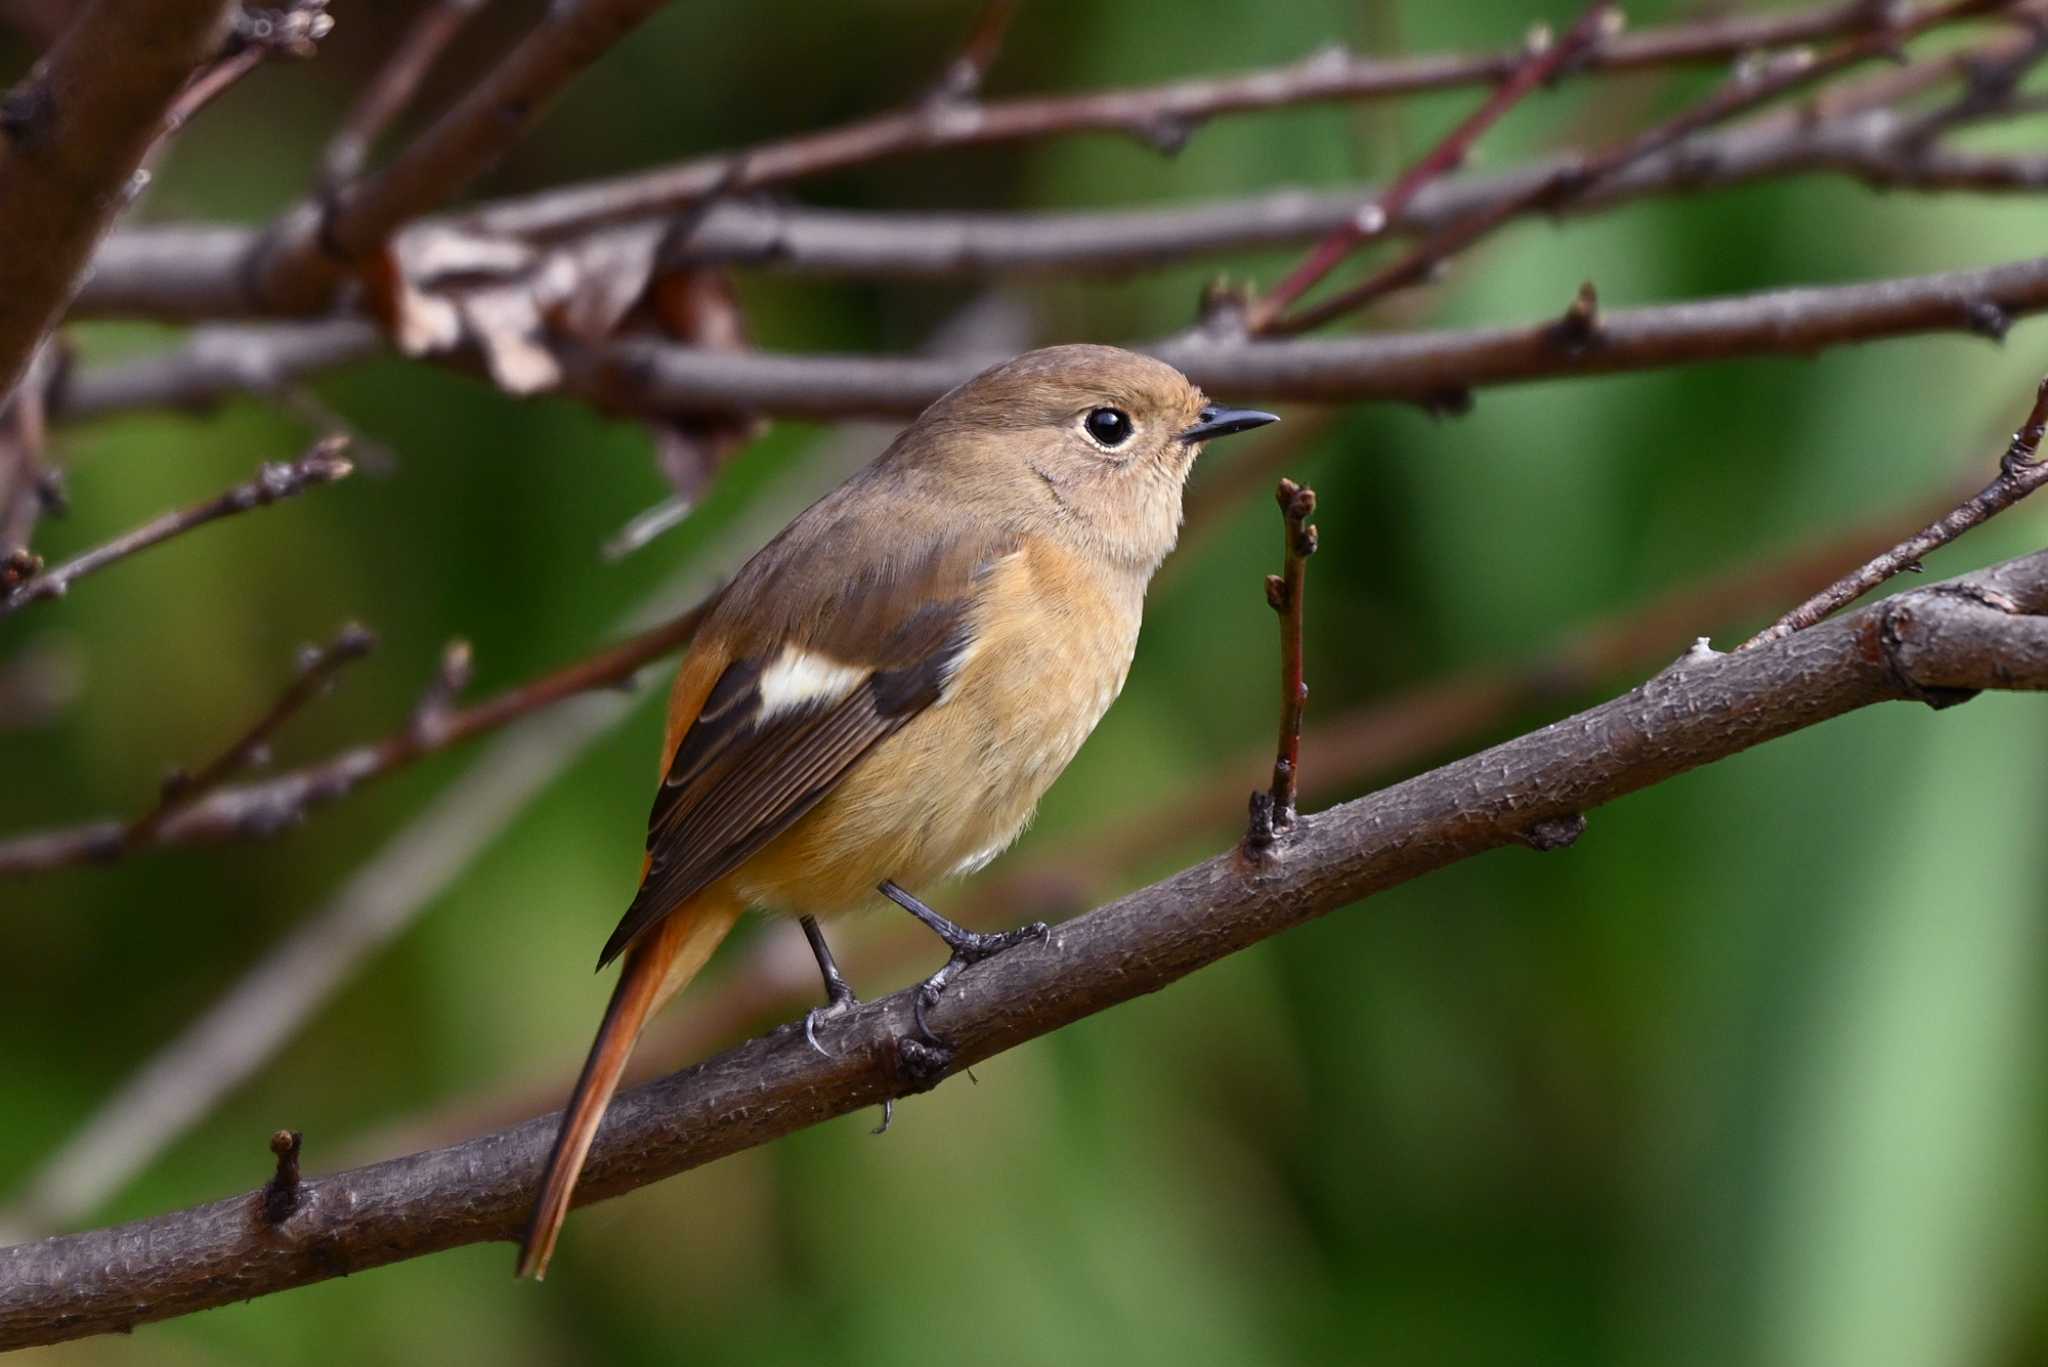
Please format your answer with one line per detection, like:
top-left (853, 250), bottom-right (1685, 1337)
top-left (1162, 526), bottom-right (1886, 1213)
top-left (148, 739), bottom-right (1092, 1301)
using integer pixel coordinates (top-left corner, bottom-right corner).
top-left (516, 343), bottom-right (1278, 1278)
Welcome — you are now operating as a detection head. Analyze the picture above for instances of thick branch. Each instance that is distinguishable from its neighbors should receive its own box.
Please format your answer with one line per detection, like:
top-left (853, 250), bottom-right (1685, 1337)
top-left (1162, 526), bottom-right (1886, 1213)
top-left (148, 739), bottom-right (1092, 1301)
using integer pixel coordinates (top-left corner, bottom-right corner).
top-left (3, 550), bottom-right (2046, 1347)
top-left (0, 0), bottom-right (237, 407)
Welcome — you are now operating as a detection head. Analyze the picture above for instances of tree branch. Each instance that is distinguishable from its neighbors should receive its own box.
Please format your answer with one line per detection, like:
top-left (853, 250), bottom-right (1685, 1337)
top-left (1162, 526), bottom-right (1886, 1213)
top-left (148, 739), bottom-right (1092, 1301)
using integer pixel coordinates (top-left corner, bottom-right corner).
top-left (122, 622), bottom-right (377, 849)
top-left (458, 0), bottom-right (1978, 243)
top-left (251, 0), bottom-right (675, 312)
top-left (0, 0), bottom-right (239, 408)
top-left (0, 436), bottom-right (354, 617)
top-left (316, 0), bottom-right (489, 189)
top-left (54, 252), bottom-right (2048, 424)
top-left (1250, 3), bottom-right (1617, 330)
top-left (1246, 478), bottom-right (1317, 849)
top-left (1742, 372), bottom-right (2048, 647)
top-left (2, 548), bottom-right (2045, 1348)
top-left (0, 592), bottom-right (710, 874)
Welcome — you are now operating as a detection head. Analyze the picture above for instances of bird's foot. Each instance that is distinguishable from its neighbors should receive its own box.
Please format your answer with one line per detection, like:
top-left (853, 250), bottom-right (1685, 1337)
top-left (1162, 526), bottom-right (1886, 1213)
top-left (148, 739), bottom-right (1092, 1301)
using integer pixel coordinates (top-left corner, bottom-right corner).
top-left (802, 979), bottom-right (860, 1059)
top-left (879, 880), bottom-right (1049, 1047)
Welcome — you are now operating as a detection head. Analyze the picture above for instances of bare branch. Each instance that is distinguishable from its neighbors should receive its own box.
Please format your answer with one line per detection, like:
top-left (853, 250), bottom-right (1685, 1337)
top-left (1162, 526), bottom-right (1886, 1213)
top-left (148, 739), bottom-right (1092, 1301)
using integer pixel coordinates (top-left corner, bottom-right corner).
top-left (0, 436), bottom-right (354, 617)
top-left (252, 0), bottom-right (675, 312)
top-left (55, 252), bottom-right (2048, 425)
top-left (923, 0), bottom-right (1022, 106)
top-left (461, 0), bottom-right (1978, 243)
top-left (317, 0), bottom-right (489, 189)
top-left (0, 0), bottom-right (239, 408)
top-left (1251, 4), bottom-right (1618, 330)
top-left (1270, 0), bottom-right (2035, 332)
top-left (2, 549), bottom-right (2045, 1348)
top-left (1742, 373), bottom-right (2048, 647)
top-left (123, 623), bottom-right (377, 848)
top-left (0, 594), bottom-right (707, 874)
top-left (1246, 478), bottom-right (1318, 850)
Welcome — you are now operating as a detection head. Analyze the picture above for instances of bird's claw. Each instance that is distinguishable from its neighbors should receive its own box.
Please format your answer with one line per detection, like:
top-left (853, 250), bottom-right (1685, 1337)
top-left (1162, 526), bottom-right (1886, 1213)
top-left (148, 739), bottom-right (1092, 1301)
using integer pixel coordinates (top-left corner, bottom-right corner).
top-left (802, 982), bottom-right (860, 1058)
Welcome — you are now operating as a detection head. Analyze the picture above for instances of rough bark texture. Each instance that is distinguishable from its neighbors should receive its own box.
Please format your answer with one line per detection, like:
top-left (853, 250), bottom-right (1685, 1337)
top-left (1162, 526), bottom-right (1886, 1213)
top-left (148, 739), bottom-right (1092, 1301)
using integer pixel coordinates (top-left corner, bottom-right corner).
top-left (0, 0), bottom-right (238, 406)
top-left (3, 550), bottom-right (2045, 1350)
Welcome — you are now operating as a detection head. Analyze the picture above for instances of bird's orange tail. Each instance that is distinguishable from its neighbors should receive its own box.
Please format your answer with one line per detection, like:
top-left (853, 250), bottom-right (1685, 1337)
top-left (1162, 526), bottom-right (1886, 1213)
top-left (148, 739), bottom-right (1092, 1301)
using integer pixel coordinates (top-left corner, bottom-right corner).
top-left (516, 893), bottom-right (743, 1279)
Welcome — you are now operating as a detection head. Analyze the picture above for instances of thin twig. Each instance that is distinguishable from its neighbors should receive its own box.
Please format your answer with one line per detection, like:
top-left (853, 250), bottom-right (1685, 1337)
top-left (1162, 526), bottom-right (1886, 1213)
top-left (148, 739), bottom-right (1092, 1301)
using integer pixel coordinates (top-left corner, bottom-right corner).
top-left (253, 0), bottom-right (675, 311)
top-left (3, 549), bottom-right (2047, 1348)
top-left (0, 596), bottom-right (707, 874)
top-left (1268, 0), bottom-right (2026, 332)
top-left (460, 0), bottom-right (1984, 244)
top-left (0, 436), bottom-right (353, 618)
top-left (924, 0), bottom-right (1022, 106)
top-left (1742, 373), bottom-right (2048, 648)
top-left (1246, 478), bottom-right (1318, 850)
top-left (1251, 4), bottom-right (1617, 331)
top-left (123, 623), bottom-right (378, 848)
top-left (72, 18), bottom-right (2048, 321)
top-left (318, 0), bottom-right (488, 189)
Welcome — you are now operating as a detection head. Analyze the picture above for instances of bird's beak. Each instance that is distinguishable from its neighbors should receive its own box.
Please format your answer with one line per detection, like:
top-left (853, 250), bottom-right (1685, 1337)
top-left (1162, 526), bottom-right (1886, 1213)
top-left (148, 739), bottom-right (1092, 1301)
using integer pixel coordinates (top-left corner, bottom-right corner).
top-left (1177, 405), bottom-right (1281, 444)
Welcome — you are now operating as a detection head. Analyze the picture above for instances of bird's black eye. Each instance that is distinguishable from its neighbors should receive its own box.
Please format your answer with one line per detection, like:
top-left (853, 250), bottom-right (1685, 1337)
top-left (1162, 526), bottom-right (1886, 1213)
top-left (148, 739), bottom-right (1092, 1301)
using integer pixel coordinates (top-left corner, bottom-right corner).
top-left (1085, 407), bottom-right (1133, 448)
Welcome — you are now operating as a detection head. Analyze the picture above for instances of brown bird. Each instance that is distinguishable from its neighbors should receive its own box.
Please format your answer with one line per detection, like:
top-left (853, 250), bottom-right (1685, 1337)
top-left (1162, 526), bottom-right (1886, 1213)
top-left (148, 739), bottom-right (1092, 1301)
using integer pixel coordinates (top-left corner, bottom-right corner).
top-left (516, 344), bottom-right (1277, 1277)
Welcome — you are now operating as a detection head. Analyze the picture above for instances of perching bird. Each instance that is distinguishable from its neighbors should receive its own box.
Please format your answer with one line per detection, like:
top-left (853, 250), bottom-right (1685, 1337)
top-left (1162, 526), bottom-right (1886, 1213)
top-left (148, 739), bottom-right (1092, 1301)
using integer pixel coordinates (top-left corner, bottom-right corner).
top-left (516, 344), bottom-right (1277, 1277)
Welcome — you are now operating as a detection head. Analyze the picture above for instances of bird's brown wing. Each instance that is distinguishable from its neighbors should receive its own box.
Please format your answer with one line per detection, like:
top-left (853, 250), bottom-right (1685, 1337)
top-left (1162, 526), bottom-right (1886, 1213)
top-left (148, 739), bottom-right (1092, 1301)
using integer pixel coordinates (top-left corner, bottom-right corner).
top-left (597, 548), bottom-right (996, 969)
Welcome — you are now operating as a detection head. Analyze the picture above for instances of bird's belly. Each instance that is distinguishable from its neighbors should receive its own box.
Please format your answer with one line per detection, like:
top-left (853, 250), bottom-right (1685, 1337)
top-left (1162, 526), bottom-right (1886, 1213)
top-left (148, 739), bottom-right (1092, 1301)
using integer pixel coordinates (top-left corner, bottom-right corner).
top-left (733, 585), bottom-right (1137, 917)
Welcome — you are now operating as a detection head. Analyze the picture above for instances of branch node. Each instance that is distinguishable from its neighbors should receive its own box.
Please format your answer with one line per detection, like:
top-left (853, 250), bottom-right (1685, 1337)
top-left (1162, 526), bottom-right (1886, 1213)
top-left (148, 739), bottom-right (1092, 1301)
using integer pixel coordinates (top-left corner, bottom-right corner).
top-left (1, 547), bottom-right (42, 592)
top-left (1516, 813), bottom-right (1587, 851)
top-left (1549, 279), bottom-right (1602, 355)
top-left (1964, 299), bottom-right (2010, 341)
top-left (261, 1129), bottom-right (304, 1225)
top-left (895, 1037), bottom-right (950, 1093)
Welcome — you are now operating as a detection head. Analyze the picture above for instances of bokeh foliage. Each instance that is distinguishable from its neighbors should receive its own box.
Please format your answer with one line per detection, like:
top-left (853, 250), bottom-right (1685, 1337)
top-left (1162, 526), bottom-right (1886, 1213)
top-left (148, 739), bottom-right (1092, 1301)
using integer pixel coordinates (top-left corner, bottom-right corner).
top-left (6, 0), bottom-right (2048, 1363)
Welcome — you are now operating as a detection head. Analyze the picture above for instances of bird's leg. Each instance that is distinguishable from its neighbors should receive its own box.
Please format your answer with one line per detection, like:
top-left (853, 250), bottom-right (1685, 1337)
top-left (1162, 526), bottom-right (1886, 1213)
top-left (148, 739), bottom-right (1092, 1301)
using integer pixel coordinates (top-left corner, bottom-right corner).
top-left (879, 881), bottom-right (1049, 1047)
top-left (799, 914), bottom-right (860, 1059)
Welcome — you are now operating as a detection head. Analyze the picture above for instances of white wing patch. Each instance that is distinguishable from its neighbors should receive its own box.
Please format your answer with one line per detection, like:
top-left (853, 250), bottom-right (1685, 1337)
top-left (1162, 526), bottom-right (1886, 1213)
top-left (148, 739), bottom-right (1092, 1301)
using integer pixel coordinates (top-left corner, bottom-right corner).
top-left (756, 647), bottom-right (868, 721)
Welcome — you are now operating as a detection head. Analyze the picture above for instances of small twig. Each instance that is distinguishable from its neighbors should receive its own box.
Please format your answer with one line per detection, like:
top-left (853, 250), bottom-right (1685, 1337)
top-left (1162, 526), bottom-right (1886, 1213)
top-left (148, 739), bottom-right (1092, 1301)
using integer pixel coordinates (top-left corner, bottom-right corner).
top-left (1268, 0), bottom-right (2018, 332)
top-left (1247, 478), bottom-right (1318, 851)
top-left (462, 0), bottom-right (1982, 244)
top-left (124, 623), bottom-right (377, 849)
top-left (147, 2), bottom-right (334, 170)
top-left (259, 1130), bottom-right (302, 1224)
top-left (0, 343), bottom-right (58, 558)
top-left (924, 0), bottom-right (1021, 106)
top-left (318, 0), bottom-right (489, 189)
top-left (0, 435), bottom-right (353, 617)
top-left (408, 638), bottom-right (474, 745)
top-left (1742, 372), bottom-right (2048, 647)
top-left (1249, 4), bottom-right (1617, 332)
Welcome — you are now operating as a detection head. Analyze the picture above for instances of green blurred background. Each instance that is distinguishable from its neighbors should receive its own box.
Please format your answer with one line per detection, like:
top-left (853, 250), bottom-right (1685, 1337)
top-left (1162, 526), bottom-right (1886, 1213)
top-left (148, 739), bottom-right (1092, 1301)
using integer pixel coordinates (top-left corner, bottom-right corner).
top-left (6, 0), bottom-right (2048, 1362)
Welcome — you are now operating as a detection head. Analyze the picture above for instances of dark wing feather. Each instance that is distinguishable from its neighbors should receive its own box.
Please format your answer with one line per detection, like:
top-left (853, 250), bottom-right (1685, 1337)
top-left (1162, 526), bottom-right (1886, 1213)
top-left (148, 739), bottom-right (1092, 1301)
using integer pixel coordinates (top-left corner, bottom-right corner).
top-left (597, 597), bottom-right (974, 969)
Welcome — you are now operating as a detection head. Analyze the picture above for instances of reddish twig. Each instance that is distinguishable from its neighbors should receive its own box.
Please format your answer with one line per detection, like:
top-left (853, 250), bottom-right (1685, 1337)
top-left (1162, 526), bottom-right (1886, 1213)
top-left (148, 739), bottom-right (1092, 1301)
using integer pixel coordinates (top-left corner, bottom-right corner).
top-left (0, 435), bottom-right (354, 618)
top-left (1742, 372), bottom-right (2048, 648)
top-left (0, 594), bottom-right (712, 874)
top-left (1250, 4), bottom-right (1617, 331)
top-left (925, 0), bottom-right (1022, 106)
top-left (1268, 0), bottom-right (2024, 332)
top-left (460, 0), bottom-right (1987, 244)
top-left (253, 0), bottom-right (675, 312)
top-left (123, 623), bottom-right (378, 849)
top-left (1246, 478), bottom-right (1318, 850)
top-left (318, 0), bottom-right (488, 188)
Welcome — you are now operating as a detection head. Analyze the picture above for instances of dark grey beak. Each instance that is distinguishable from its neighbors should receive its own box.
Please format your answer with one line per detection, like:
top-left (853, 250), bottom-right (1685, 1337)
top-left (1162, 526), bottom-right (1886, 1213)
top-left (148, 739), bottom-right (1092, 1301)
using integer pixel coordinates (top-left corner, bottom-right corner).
top-left (1177, 405), bottom-right (1281, 444)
